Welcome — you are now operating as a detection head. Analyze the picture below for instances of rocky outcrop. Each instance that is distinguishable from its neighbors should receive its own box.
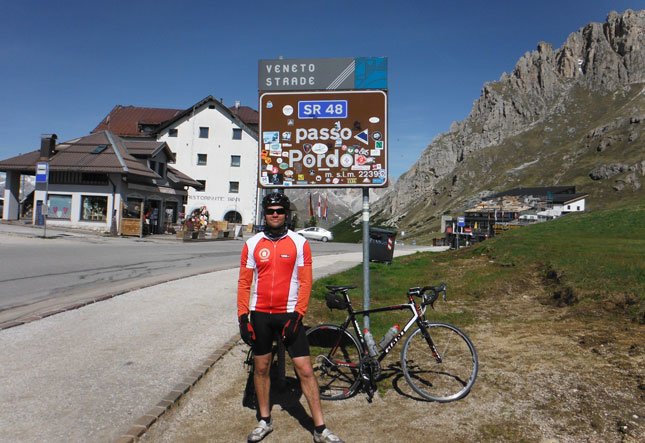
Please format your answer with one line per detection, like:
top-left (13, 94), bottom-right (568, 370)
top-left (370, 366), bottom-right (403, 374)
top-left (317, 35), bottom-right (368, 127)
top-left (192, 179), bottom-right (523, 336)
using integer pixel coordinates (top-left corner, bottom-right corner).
top-left (376, 9), bottom-right (645, 223)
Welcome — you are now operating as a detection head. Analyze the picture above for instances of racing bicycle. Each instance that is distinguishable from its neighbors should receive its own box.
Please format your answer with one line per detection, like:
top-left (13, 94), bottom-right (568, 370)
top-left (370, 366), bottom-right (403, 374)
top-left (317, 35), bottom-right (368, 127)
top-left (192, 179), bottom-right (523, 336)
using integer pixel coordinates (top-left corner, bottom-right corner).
top-left (306, 283), bottom-right (478, 403)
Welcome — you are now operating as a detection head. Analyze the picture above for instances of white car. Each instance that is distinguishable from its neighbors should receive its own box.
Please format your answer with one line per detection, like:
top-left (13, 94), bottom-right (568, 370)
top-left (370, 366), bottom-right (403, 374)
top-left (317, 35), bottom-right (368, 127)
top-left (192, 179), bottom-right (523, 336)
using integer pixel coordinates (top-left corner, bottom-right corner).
top-left (296, 227), bottom-right (333, 242)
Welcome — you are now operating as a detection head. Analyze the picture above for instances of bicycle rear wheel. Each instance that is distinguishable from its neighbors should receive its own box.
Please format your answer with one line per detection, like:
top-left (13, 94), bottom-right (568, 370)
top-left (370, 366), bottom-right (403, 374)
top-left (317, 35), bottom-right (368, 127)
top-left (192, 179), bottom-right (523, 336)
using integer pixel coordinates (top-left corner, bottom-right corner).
top-left (306, 324), bottom-right (362, 400)
top-left (401, 322), bottom-right (478, 402)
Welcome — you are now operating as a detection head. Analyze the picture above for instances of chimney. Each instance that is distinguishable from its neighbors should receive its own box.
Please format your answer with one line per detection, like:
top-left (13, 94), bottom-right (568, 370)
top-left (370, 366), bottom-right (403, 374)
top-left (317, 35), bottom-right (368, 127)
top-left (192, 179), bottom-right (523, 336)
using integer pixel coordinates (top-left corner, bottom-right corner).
top-left (40, 134), bottom-right (57, 159)
top-left (235, 100), bottom-right (241, 109)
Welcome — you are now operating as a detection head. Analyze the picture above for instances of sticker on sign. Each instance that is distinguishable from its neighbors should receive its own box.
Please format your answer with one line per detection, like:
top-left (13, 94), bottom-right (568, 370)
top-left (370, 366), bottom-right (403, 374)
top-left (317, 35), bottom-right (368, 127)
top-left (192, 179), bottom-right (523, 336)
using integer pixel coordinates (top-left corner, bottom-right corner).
top-left (298, 100), bottom-right (347, 119)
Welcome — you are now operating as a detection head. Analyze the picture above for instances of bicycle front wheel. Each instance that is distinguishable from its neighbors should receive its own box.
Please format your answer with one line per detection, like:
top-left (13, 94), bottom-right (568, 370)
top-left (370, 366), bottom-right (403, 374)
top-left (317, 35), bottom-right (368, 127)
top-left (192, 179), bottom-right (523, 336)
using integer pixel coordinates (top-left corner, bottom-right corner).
top-left (401, 322), bottom-right (478, 402)
top-left (306, 324), bottom-right (362, 400)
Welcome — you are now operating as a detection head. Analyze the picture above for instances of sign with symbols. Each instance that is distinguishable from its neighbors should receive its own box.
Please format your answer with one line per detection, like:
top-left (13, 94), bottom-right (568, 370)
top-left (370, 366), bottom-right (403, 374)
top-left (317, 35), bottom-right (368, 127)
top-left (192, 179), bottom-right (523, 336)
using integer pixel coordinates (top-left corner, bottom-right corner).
top-left (36, 162), bottom-right (49, 184)
top-left (259, 90), bottom-right (387, 188)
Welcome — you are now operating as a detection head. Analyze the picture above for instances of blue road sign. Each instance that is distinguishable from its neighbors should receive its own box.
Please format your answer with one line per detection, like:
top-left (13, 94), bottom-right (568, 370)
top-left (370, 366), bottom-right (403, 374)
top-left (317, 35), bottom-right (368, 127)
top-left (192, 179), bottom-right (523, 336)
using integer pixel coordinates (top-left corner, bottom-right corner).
top-left (298, 100), bottom-right (348, 119)
top-left (36, 162), bottom-right (49, 184)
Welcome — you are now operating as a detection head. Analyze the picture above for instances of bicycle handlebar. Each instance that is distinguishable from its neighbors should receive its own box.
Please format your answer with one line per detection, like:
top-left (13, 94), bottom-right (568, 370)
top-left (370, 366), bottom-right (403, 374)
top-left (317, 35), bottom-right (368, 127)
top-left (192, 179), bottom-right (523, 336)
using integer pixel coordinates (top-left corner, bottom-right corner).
top-left (406, 282), bottom-right (447, 309)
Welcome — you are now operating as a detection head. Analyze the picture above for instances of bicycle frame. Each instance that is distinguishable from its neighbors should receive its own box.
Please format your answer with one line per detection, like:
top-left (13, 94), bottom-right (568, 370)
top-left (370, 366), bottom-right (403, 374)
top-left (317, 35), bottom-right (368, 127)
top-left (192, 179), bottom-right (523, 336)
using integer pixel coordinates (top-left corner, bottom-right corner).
top-left (338, 294), bottom-right (430, 363)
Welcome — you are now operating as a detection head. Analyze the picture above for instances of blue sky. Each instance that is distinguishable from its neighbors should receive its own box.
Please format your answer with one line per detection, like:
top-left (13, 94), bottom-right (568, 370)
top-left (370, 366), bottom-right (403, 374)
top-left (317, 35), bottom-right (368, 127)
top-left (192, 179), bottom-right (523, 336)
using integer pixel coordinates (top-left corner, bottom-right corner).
top-left (0, 0), bottom-right (641, 179)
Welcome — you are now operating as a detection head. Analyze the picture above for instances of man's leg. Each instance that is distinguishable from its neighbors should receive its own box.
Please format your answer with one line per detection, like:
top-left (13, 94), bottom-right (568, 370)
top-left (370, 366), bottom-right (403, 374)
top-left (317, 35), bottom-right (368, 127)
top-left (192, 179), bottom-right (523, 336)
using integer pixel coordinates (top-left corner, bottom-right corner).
top-left (254, 352), bottom-right (273, 419)
top-left (292, 355), bottom-right (324, 426)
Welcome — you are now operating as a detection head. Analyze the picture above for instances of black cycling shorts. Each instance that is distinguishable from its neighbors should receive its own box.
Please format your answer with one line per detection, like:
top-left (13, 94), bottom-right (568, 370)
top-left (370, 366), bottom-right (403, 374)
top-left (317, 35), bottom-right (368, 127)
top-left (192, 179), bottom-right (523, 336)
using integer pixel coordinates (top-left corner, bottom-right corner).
top-left (250, 311), bottom-right (310, 358)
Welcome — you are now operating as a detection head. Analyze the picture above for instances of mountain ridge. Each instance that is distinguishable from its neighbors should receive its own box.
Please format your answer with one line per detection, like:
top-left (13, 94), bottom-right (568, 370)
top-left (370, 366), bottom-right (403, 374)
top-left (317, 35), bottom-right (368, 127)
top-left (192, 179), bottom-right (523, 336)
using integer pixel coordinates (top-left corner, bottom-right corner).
top-left (371, 9), bottom-right (644, 238)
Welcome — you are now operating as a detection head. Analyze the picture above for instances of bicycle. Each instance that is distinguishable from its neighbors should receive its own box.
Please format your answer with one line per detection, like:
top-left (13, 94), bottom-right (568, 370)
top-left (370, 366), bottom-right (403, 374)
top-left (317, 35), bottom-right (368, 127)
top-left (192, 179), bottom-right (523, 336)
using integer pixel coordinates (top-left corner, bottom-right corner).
top-left (306, 283), bottom-right (478, 403)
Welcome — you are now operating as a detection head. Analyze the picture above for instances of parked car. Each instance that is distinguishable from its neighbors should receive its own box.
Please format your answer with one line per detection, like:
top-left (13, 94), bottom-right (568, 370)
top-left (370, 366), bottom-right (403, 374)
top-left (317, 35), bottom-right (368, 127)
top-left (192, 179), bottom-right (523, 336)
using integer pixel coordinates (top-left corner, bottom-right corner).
top-left (296, 227), bottom-right (333, 242)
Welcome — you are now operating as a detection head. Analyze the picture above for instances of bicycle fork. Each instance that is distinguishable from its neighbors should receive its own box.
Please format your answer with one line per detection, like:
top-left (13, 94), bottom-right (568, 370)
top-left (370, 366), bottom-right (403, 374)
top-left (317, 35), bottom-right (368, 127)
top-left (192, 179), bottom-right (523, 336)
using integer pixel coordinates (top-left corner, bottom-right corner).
top-left (419, 322), bottom-right (443, 363)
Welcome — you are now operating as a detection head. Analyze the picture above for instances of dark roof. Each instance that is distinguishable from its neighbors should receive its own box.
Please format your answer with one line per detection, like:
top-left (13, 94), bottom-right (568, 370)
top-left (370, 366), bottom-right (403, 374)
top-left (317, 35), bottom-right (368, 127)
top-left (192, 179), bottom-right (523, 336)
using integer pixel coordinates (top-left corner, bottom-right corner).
top-left (93, 97), bottom-right (259, 140)
top-left (92, 105), bottom-right (182, 137)
top-left (552, 193), bottom-right (588, 204)
top-left (229, 105), bottom-right (258, 126)
top-left (487, 186), bottom-right (577, 199)
top-left (123, 139), bottom-right (174, 161)
top-left (0, 132), bottom-right (185, 183)
top-left (154, 95), bottom-right (258, 138)
top-left (167, 165), bottom-right (204, 190)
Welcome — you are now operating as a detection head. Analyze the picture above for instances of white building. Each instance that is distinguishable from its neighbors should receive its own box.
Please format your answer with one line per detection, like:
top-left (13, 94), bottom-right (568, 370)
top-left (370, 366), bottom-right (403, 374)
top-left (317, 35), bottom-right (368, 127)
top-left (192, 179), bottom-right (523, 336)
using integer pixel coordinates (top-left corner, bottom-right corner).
top-left (93, 96), bottom-right (260, 226)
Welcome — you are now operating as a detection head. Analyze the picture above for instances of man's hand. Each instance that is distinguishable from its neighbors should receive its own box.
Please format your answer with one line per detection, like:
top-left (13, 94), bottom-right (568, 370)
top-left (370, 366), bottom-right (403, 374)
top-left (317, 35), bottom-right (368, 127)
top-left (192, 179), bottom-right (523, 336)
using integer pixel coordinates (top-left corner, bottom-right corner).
top-left (239, 314), bottom-right (255, 346)
top-left (281, 312), bottom-right (303, 345)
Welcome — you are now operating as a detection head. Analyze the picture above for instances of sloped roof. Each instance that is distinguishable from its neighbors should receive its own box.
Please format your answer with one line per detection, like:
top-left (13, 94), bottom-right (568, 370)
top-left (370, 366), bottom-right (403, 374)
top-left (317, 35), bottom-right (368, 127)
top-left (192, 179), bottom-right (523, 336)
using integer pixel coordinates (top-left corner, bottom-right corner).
top-left (487, 186), bottom-right (577, 199)
top-left (167, 165), bottom-right (205, 190)
top-left (154, 95), bottom-right (257, 138)
top-left (123, 139), bottom-right (174, 161)
top-left (93, 96), bottom-right (258, 140)
top-left (229, 105), bottom-right (258, 126)
top-left (552, 193), bottom-right (588, 204)
top-left (1, 132), bottom-right (162, 180)
top-left (91, 105), bottom-right (182, 137)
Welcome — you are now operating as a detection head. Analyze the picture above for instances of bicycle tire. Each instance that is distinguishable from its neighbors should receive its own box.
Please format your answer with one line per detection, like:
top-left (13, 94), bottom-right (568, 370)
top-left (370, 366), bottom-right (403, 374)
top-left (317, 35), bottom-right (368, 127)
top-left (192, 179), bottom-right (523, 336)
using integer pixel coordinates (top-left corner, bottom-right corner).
top-left (306, 324), bottom-right (362, 400)
top-left (401, 322), bottom-right (478, 402)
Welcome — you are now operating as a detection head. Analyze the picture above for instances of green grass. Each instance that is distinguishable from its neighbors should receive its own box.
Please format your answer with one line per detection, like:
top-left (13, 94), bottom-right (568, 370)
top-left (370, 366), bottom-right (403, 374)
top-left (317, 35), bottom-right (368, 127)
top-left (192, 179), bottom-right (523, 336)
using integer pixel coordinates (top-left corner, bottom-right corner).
top-left (310, 205), bottom-right (645, 329)
top-left (472, 206), bottom-right (645, 296)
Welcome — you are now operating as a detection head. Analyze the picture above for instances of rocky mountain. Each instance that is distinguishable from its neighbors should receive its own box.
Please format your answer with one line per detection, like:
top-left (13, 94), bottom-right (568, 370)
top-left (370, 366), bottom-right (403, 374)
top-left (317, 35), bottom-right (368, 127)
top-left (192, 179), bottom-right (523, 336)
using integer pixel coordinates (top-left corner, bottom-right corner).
top-left (371, 9), bottom-right (644, 241)
top-left (283, 187), bottom-right (388, 229)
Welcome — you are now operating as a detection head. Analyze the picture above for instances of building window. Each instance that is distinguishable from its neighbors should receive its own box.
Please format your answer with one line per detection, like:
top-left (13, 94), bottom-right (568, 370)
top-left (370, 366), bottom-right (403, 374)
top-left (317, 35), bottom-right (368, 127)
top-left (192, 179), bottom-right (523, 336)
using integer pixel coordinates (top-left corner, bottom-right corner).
top-left (567, 205), bottom-right (571, 210)
top-left (232, 128), bottom-right (242, 140)
top-left (199, 127), bottom-right (209, 138)
top-left (81, 195), bottom-right (108, 221)
top-left (229, 181), bottom-right (239, 193)
top-left (197, 154), bottom-right (208, 165)
top-left (47, 194), bottom-right (72, 219)
top-left (231, 155), bottom-right (241, 167)
top-left (124, 198), bottom-right (143, 219)
top-left (168, 128), bottom-right (178, 137)
top-left (577, 206), bottom-right (580, 211)
top-left (197, 180), bottom-right (206, 190)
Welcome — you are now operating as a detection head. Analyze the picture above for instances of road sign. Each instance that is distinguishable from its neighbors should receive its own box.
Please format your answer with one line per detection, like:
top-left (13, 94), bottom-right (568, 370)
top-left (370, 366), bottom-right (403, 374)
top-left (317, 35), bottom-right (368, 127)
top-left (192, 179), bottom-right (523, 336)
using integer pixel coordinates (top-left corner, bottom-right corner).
top-left (36, 162), bottom-right (49, 184)
top-left (298, 100), bottom-right (348, 119)
top-left (259, 90), bottom-right (387, 188)
top-left (259, 57), bottom-right (387, 91)
top-left (457, 216), bottom-right (465, 227)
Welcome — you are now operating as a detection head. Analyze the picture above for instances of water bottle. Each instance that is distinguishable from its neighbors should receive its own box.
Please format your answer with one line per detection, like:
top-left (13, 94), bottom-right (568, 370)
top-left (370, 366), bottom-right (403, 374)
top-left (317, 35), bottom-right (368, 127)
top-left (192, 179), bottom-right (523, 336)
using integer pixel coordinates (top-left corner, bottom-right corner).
top-left (378, 324), bottom-right (400, 350)
top-left (363, 329), bottom-right (378, 357)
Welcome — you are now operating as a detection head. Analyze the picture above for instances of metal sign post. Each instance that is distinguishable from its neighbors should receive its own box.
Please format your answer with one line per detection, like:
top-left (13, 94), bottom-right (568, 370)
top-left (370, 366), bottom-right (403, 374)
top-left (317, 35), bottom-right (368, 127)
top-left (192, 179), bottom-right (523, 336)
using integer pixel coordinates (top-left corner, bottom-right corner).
top-left (362, 188), bottom-right (371, 329)
top-left (36, 162), bottom-right (49, 238)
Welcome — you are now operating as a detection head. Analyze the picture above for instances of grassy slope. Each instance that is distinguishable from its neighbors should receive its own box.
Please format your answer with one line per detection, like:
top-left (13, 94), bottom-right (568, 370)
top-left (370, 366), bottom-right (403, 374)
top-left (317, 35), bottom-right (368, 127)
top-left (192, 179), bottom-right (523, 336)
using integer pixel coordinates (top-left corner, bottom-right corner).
top-left (311, 205), bottom-right (645, 337)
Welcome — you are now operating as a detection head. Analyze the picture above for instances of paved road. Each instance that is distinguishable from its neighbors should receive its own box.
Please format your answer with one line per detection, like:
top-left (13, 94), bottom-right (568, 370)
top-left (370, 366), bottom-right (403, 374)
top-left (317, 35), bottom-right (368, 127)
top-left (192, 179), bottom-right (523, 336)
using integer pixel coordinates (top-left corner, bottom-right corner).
top-left (0, 223), bottom-right (362, 328)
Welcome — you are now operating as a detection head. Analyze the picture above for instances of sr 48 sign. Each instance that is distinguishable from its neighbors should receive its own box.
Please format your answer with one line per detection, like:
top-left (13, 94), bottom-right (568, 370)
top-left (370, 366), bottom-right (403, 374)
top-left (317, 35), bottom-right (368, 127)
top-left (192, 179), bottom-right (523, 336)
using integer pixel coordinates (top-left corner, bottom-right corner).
top-left (298, 100), bottom-right (347, 119)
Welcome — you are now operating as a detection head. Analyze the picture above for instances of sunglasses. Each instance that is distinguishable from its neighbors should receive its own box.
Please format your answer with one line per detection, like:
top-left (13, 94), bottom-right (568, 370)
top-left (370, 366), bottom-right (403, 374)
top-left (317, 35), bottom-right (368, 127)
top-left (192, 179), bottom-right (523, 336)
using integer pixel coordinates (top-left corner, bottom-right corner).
top-left (265, 208), bottom-right (286, 215)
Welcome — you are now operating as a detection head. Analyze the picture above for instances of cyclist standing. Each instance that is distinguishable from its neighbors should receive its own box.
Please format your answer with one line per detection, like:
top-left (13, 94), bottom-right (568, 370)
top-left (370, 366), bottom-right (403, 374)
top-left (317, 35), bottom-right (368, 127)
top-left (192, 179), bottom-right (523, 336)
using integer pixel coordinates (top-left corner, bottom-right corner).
top-left (237, 192), bottom-right (344, 443)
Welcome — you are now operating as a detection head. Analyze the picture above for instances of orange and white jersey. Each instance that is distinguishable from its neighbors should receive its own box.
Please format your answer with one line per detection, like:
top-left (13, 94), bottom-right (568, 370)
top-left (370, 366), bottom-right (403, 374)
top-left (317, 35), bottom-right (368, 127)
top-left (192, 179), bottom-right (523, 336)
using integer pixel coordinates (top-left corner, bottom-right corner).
top-left (237, 230), bottom-right (313, 316)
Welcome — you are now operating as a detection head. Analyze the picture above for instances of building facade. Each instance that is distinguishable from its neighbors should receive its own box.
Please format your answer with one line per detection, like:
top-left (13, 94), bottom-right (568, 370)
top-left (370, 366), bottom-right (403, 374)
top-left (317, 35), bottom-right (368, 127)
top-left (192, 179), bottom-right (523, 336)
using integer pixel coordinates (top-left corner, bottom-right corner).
top-left (0, 132), bottom-right (202, 234)
top-left (93, 96), bottom-right (260, 226)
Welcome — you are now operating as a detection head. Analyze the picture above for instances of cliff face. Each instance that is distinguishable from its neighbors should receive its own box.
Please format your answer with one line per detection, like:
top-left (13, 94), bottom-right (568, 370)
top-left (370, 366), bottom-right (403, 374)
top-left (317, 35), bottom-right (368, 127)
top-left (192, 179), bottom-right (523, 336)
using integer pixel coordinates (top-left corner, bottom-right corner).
top-left (375, 10), bottom-right (644, 233)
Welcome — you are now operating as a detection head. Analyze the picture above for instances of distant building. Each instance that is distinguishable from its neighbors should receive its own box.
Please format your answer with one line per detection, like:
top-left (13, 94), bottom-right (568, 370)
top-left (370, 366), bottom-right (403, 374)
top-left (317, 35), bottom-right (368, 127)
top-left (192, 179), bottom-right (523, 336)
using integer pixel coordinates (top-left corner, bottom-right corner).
top-left (444, 186), bottom-right (588, 247)
top-left (92, 96), bottom-right (260, 225)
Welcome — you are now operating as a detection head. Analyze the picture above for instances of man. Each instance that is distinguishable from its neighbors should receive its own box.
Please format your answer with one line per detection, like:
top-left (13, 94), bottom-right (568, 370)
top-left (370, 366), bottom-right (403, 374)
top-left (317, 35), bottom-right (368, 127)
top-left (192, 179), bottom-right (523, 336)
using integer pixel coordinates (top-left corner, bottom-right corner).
top-left (237, 192), bottom-right (343, 443)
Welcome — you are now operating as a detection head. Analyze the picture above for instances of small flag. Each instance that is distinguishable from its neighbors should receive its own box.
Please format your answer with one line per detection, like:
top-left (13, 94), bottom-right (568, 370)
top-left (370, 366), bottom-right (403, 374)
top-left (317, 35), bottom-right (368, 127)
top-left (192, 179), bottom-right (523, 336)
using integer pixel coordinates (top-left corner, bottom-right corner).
top-left (317, 194), bottom-right (322, 219)
top-left (308, 193), bottom-right (314, 218)
top-left (323, 194), bottom-right (328, 220)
